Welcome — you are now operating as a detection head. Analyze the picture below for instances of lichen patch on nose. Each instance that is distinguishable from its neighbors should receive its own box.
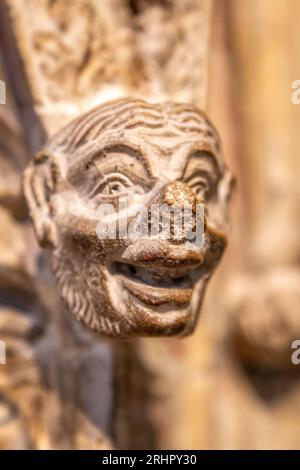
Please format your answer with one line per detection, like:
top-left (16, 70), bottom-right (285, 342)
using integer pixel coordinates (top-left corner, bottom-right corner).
top-left (163, 180), bottom-right (197, 210)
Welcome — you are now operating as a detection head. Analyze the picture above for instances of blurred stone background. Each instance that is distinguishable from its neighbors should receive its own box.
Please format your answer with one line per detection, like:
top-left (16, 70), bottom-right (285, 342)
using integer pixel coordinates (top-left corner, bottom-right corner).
top-left (0, 0), bottom-right (300, 449)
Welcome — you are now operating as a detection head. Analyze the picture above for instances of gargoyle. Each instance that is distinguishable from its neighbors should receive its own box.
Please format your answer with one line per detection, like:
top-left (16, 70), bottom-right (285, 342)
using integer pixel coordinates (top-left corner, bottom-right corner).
top-left (23, 98), bottom-right (232, 338)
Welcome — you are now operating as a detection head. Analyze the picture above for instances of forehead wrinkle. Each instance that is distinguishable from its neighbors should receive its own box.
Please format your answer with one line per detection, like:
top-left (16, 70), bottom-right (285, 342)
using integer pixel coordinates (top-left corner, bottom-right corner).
top-left (67, 137), bottom-right (154, 180)
top-left (128, 132), bottom-right (180, 158)
top-left (74, 104), bottom-right (165, 148)
top-left (123, 126), bottom-right (222, 169)
top-left (185, 152), bottom-right (221, 177)
top-left (91, 111), bottom-right (165, 138)
top-left (55, 100), bottom-right (164, 151)
top-left (165, 139), bottom-right (224, 180)
top-left (43, 98), bottom-right (223, 182)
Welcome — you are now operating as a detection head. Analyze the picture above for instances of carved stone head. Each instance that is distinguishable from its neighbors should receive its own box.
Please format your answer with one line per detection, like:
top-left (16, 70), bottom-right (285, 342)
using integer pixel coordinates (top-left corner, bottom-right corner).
top-left (23, 98), bottom-right (232, 338)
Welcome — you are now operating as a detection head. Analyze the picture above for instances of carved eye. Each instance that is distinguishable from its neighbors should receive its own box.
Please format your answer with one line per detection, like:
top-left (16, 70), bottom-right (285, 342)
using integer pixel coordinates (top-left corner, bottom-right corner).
top-left (91, 173), bottom-right (134, 198)
top-left (186, 174), bottom-right (212, 199)
top-left (183, 150), bottom-right (220, 200)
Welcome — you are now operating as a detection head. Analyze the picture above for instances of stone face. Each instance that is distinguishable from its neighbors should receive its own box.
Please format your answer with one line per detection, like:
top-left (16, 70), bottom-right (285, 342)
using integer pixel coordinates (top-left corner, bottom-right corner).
top-left (23, 97), bottom-right (232, 338)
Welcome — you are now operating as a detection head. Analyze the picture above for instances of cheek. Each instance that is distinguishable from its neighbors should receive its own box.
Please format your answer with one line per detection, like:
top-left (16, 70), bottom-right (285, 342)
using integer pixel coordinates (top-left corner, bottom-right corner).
top-left (205, 197), bottom-right (227, 230)
top-left (57, 214), bottom-right (127, 260)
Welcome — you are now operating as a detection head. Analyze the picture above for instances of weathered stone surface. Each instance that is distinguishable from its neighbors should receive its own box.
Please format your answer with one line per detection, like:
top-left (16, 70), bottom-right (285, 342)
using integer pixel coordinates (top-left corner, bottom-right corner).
top-left (23, 97), bottom-right (232, 338)
top-left (0, 0), bottom-right (212, 139)
top-left (0, 207), bottom-right (34, 291)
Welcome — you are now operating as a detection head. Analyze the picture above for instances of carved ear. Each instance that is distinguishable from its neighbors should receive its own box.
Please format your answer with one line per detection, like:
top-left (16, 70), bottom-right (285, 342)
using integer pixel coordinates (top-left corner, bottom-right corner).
top-left (22, 153), bottom-right (59, 248)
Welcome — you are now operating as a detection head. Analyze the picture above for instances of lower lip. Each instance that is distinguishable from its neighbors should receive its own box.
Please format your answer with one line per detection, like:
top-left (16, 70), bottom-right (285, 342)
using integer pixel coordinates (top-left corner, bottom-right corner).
top-left (121, 277), bottom-right (193, 305)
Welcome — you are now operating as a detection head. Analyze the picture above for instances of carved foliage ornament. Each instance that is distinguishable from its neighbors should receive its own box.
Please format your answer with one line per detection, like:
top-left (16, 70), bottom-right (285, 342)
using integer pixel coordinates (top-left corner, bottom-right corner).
top-left (23, 98), bottom-right (232, 338)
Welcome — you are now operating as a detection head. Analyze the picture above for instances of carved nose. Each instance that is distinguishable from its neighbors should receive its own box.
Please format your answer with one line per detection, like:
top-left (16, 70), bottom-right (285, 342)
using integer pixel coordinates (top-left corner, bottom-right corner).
top-left (162, 180), bottom-right (198, 210)
top-left (154, 180), bottom-right (203, 245)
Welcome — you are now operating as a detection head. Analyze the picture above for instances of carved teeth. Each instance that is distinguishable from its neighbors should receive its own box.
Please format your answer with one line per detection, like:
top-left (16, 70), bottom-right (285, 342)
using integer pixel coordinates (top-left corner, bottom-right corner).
top-left (113, 262), bottom-right (191, 288)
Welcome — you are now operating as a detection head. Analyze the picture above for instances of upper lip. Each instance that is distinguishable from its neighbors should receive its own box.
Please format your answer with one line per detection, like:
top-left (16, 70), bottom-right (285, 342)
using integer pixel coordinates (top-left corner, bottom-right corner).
top-left (118, 239), bottom-right (204, 269)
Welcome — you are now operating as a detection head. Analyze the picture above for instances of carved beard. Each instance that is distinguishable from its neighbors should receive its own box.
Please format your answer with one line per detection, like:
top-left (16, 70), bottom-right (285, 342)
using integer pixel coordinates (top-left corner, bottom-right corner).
top-left (51, 231), bottom-right (216, 339)
top-left (51, 246), bottom-right (125, 337)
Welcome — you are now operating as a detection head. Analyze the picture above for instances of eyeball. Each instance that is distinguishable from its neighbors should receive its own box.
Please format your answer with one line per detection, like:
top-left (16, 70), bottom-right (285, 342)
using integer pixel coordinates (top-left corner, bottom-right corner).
top-left (187, 176), bottom-right (210, 198)
top-left (92, 173), bottom-right (134, 198)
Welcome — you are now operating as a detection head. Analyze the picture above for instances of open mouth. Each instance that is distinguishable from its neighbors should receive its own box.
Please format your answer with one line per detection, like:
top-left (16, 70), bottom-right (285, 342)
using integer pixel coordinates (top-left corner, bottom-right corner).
top-left (111, 261), bottom-right (194, 305)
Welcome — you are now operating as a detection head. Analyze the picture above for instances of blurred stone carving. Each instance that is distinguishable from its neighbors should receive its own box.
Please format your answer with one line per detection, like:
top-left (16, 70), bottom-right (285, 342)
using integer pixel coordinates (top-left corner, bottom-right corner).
top-left (1, 0), bottom-right (212, 137)
top-left (0, 58), bottom-right (114, 449)
top-left (227, 269), bottom-right (300, 369)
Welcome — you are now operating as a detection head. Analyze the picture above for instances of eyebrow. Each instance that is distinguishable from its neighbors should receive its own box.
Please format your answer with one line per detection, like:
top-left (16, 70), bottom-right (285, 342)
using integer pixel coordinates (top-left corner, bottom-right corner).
top-left (68, 142), bottom-right (153, 178)
top-left (185, 149), bottom-right (222, 176)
